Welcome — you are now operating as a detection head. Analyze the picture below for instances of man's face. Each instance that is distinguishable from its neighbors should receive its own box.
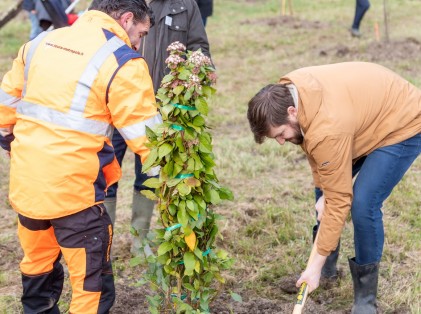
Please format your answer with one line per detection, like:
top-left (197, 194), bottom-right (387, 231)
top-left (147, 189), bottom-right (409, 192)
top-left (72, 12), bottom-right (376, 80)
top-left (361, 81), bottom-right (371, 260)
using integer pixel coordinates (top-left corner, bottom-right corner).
top-left (267, 105), bottom-right (303, 145)
top-left (267, 119), bottom-right (303, 145)
top-left (121, 14), bottom-right (150, 51)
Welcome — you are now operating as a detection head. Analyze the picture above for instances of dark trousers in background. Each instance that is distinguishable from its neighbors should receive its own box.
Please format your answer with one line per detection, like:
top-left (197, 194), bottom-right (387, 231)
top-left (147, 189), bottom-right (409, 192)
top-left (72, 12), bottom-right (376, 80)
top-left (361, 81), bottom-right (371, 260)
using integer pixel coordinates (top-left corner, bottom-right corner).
top-left (106, 128), bottom-right (151, 198)
top-left (352, 0), bottom-right (370, 30)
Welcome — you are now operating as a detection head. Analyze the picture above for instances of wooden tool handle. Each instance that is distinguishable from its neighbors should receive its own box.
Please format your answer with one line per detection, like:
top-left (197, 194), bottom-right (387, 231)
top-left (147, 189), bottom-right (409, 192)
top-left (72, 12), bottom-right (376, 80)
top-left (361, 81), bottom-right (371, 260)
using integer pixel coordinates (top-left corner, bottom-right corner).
top-left (292, 231), bottom-right (319, 314)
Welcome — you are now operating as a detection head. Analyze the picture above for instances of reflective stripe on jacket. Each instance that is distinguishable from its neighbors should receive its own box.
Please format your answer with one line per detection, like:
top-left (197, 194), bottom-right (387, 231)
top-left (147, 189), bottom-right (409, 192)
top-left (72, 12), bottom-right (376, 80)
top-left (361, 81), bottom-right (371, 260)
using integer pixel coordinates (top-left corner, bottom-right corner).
top-left (0, 10), bottom-right (161, 219)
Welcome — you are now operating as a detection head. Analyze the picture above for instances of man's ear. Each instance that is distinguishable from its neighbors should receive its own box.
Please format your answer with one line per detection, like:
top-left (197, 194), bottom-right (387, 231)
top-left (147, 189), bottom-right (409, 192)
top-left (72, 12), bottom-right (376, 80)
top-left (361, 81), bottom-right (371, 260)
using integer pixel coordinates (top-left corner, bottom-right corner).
top-left (118, 11), bottom-right (134, 29)
top-left (287, 106), bottom-right (297, 117)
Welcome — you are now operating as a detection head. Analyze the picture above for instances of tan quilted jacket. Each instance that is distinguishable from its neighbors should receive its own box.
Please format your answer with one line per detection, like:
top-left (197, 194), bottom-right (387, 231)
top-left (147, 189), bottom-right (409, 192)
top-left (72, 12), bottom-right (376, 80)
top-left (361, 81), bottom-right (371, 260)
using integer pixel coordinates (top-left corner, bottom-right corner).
top-left (280, 62), bottom-right (421, 255)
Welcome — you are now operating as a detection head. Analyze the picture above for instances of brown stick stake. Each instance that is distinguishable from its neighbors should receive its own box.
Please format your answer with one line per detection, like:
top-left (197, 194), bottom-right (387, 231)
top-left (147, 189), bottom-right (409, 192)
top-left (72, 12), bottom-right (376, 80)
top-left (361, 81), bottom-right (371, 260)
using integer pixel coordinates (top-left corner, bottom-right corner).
top-left (383, 0), bottom-right (390, 43)
top-left (374, 21), bottom-right (381, 42)
top-left (281, 0), bottom-right (294, 16)
top-left (288, 0), bottom-right (294, 16)
top-left (281, 0), bottom-right (286, 16)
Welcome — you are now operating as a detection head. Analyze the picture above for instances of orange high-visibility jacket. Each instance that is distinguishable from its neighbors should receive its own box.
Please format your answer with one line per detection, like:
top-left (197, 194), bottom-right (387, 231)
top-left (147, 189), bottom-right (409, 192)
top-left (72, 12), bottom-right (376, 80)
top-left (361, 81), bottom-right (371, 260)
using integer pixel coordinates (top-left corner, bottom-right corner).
top-left (0, 10), bottom-right (162, 219)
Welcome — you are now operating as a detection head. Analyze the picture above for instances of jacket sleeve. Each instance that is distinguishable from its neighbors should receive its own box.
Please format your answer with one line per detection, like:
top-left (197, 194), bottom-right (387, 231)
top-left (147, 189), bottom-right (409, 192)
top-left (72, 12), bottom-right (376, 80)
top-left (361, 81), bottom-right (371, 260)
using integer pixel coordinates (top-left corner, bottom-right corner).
top-left (187, 0), bottom-right (212, 59)
top-left (106, 58), bottom-right (162, 164)
top-left (306, 154), bottom-right (321, 188)
top-left (0, 44), bottom-right (26, 151)
top-left (22, 0), bottom-right (36, 11)
top-left (307, 133), bottom-right (354, 256)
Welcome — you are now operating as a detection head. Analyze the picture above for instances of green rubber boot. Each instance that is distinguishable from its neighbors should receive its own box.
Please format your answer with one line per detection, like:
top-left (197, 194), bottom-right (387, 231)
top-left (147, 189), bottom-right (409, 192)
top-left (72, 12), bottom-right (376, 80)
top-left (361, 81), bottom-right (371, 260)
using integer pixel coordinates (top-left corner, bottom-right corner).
top-left (130, 190), bottom-right (155, 255)
top-left (103, 197), bottom-right (117, 225)
top-left (349, 257), bottom-right (379, 314)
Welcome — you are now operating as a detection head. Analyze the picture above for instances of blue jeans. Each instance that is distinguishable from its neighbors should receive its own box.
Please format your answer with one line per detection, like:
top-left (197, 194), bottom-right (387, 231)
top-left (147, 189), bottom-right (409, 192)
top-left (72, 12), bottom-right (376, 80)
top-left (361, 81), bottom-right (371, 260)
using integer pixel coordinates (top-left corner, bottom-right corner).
top-left (316, 133), bottom-right (421, 265)
top-left (28, 11), bottom-right (42, 40)
top-left (106, 129), bottom-right (152, 198)
top-left (352, 0), bottom-right (370, 30)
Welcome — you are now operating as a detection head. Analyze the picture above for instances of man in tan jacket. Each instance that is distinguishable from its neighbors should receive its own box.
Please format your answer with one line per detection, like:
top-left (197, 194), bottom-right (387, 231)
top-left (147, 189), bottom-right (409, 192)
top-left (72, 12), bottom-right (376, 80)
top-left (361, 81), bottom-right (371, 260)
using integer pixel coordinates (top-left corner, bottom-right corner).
top-left (247, 62), bottom-right (421, 313)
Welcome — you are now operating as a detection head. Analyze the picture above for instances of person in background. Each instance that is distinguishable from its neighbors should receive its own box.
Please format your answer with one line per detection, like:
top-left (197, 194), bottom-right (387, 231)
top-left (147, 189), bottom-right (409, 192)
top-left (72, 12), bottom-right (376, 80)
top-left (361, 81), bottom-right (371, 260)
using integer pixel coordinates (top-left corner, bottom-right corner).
top-left (247, 62), bottom-right (421, 313)
top-left (23, 0), bottom-right (42, 40)
top-left (195, 0), bottom-right (213, 26)
top-left (350, 0), bottom-right (370, 37)
top-left (102, 0), bottom-right (212, 255)
top-left (35, 0), bottom-right (70, 30)
top-left (0, 0), bottom-right (160, 311)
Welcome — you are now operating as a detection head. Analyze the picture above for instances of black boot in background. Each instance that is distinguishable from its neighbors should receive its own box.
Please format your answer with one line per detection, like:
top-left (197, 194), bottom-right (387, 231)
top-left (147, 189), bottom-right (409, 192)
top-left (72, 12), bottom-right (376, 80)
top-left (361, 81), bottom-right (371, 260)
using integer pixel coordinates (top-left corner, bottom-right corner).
top-left (348, 257), bottom-right (379, 314)
top-left (312, 225), bottom-right (340, 278)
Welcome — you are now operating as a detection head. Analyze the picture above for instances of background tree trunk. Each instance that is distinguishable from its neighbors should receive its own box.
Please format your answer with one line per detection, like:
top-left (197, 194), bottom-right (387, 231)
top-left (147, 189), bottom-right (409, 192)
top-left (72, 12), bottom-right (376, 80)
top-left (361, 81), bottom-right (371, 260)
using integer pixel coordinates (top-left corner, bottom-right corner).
top-left (0, 0), bottom-right (24, 29)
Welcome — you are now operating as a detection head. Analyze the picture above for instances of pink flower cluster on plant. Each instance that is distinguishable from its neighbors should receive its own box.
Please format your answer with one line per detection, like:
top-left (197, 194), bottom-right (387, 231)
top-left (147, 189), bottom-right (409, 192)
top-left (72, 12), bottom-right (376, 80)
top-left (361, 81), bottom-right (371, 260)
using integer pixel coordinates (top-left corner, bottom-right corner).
top-left (166, 41), bottom-right (186, 53)
top-left (165, 54), bottom-right (185, 69)
top-left (160, 41), bottom-right (217, 99)
top-left (188, 51), bottom-right (212, 68)
top-left (185, 74), bottom-right (201, 90)
top-left (206, 71), bottom-right (217, 85)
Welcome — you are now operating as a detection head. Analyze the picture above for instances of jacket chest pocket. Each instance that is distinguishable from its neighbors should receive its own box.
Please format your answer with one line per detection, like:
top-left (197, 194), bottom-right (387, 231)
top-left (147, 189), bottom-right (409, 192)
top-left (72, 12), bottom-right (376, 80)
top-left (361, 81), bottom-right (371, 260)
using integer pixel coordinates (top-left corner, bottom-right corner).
top-left (168, 4), bottom-right (188, 33)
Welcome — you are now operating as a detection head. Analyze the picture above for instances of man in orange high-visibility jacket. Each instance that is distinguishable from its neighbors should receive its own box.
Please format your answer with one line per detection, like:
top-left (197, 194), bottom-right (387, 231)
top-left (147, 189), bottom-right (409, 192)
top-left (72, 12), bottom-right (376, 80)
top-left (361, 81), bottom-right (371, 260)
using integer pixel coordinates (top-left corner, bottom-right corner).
top-left (0, 0), bottom-right (161, 312)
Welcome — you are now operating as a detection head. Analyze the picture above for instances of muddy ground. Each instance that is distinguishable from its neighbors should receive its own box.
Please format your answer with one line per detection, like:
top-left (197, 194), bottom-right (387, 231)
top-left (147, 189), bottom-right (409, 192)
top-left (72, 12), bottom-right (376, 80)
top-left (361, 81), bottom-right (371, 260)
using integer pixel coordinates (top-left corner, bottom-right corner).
top-left (0, 201), bottom-right (347, 314)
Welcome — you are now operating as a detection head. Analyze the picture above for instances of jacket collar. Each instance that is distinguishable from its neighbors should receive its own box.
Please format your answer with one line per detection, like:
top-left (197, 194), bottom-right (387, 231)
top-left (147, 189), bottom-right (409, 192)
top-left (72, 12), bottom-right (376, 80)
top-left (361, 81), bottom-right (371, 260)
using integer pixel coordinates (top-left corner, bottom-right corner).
top-left (280, 72), bottom-right (322, 135)
top-left (158, 0), bottom-right (188, 21)
top-left (75, 10), bottom-right (132, 47)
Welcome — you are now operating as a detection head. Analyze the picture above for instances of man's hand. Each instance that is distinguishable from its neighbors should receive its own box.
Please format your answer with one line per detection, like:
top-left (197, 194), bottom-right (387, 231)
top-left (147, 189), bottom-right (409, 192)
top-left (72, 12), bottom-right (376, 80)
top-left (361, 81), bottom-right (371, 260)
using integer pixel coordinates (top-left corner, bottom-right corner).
top-left (315, 194), bottom-right (325, 222)
top-left (296, 252), bottom-right (327, 293)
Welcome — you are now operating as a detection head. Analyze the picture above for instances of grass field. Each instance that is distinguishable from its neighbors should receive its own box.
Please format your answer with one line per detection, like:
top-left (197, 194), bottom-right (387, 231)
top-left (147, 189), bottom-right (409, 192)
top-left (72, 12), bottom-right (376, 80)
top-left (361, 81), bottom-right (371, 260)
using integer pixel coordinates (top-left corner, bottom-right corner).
top-left (0, 0), bottom-right (420, 313)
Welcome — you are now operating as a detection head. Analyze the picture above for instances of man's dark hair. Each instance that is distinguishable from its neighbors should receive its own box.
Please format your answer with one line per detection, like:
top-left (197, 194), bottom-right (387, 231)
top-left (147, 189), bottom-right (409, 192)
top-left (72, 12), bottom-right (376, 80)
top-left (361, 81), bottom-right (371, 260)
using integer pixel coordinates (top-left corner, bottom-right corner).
top-left (247, 83), bottom-right (294, 144)
top-left (89, 0), bottom-right (155, 27)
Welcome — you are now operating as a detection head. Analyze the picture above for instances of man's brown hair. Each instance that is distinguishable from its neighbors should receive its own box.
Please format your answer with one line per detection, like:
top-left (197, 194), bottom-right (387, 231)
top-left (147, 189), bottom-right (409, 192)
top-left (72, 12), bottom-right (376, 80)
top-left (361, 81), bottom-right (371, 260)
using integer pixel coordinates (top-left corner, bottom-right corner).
top-left (247, 84), bottom-right (294, 144)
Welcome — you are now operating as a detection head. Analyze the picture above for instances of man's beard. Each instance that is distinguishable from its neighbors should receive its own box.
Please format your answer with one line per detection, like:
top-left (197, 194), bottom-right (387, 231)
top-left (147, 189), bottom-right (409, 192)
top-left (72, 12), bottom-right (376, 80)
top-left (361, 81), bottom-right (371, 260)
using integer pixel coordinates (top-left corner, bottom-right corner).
top-left (289, 121), bottom-right (304, 145)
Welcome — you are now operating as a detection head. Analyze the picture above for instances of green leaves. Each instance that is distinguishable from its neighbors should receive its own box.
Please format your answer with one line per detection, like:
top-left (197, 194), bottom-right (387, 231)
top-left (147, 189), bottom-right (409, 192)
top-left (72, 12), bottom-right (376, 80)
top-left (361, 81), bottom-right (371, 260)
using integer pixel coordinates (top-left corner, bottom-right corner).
top-left (158, 242), bottom-right (173, 256)
top-left (161, 74), bottom-right (174, 84)
top-left (204, 188), bottom-right (221, 205)
top-left (145, 126), bottom-right (157, 141)
top-left (219, 187), bottom-right (234, 201)
top-left (176, 182), bottom-right (191, 196)
top-left (177, 205), bottom-right (189, 227)
top-left (192, 115), bottom-right (205, 127)
top-left (142, 147), bottom-right (158, 173)
top-left (183, 252), bottom-right (196, 275)
top-left (173, 85), bottom-right (185, 95)
top-left (195, 97), bottom-right (208, 115)
top-left (141, 190), bottom-right (158, 201)
top-left (178, 69), bottom-right (191, 80)
top-left (143, 177), bottom-right (161, 189)
top-left (159, 143), bottom-right (173, 159)
top-left (140, 45), bottom-right (235, 313)
top-left (202, 85), bottom-right (216, 97)
top-left (230, 292), bottom-right (243, 303)
top-left (160, 104), bottom-right (174, 119)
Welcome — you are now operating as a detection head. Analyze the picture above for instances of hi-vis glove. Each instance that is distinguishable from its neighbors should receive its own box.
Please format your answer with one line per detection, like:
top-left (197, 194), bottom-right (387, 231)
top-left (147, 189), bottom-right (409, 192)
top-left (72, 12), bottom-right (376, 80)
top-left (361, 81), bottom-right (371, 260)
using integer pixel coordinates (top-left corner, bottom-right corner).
top-left (147, 166), bottom-right (160, 177)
